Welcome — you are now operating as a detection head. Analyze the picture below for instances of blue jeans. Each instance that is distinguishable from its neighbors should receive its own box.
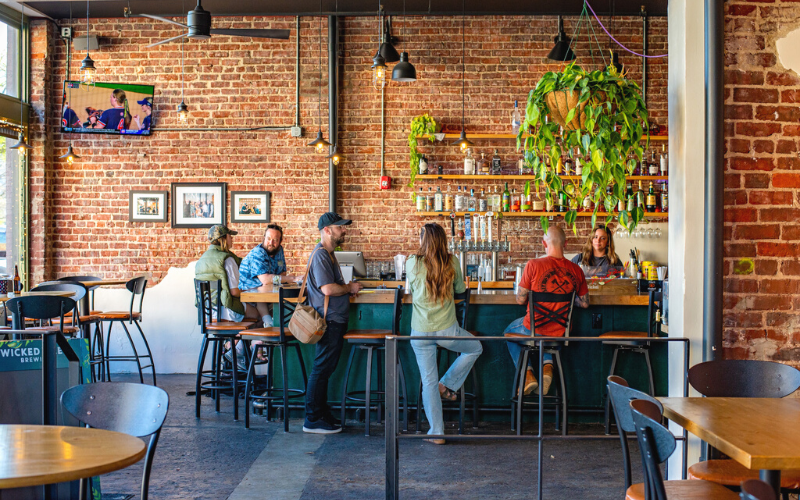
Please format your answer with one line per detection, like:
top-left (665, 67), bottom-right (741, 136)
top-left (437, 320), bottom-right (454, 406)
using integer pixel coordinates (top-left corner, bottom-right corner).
top-left (305, 320), bottom-right (348, 422)
top-left (411, 323), bottom-right (483, 436)
top-left (504, 317), bottom-right (553, 368)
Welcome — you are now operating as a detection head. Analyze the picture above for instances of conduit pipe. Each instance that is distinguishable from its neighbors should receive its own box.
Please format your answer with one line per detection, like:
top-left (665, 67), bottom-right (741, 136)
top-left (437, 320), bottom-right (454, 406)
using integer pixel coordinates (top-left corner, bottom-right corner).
top-left (328, 15), bottom-right (338, 212)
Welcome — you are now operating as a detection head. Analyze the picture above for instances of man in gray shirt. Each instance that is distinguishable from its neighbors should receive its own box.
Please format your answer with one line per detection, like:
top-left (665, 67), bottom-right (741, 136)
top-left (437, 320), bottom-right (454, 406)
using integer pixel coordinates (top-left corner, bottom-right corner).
top-left (303, 212), bottom-right (363, 434)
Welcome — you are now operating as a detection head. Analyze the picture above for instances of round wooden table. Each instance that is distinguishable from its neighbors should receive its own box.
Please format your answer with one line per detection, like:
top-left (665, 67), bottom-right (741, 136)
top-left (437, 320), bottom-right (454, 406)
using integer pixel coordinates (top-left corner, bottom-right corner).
top-left (0, 424), bottom-right (146, 489)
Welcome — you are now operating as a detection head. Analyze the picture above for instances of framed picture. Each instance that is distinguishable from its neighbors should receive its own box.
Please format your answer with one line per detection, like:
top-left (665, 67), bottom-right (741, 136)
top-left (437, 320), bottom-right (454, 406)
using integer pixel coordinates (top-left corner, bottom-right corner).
top-left (230, 191), bottom-right (271, 223)
top-left (171, 182), bottom-right (226, 228)
top-left (129, 190), bottom-right (168, 222)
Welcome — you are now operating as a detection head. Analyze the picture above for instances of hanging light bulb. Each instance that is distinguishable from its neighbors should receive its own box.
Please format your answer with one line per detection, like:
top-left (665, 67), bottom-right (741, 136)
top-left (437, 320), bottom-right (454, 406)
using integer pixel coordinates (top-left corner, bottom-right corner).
top-left (451, 0), bottom-right (472, 153)
top-left (59, 144), bottom-right (81, 165)
top-left (453, 130), bottom-right (474, 153)
top-left (177, 101), bottom-right (189, 123)
top-left (309, 0), bottom-right (331, 154)
top-left (372, 51), bottom-right (387, 90)
top-left (327, 145), bottom-right (342, 166)
top-left (308, 130), bottom-right (331, 155)
top-left (81, 0), bottom-right (97, 85)
top-left (10, 132), bottom-right (31, 157)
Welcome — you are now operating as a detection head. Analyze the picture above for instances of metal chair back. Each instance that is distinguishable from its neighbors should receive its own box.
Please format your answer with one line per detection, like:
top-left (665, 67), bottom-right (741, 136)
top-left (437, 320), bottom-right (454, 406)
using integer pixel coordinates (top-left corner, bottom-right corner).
top-left (646, 289), bottom-right (663, 337)
top-left (740, 479), bottom-right (776, 500)
top-left (390, 286), bottom-right (403, 335)
top-left (195, 279), bottom-right (222, 333)
top-left (126, 277), bottom-right (148, 322)
top-left (630, 399), bottom-right (675, 500)
top-left (528, 291), bottom-right (576, 343)
top-left (57, 275), bottom-right (101, 309)
top-left (7, 296), bottom-right (77, 331)
top-left (454, 287), bottom-right (471, 330)
top-left (32, 282), bottom-right (87, 304)
top-left (60, 382), bottom-right (169, 500)
top-left (689, 360), bottom-right (800, 398)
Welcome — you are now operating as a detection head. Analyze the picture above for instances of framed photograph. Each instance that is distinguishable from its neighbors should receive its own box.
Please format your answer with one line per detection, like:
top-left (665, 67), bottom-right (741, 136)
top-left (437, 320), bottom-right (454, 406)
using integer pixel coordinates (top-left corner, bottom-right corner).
top-left (230, 191), bottom-right (271, 223)
top-left (171, 182), bottom-right (226, 228)
top-left (129, 190), bottom-right (168, 222)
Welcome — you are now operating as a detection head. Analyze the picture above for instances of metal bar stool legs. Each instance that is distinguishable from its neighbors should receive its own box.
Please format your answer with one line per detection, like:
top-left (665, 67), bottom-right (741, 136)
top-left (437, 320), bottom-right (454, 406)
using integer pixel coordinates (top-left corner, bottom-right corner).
top-left (511, 346), bottom-right (567, 436)
top-left (103, 319), bottom-right (156, 385)
top-left (244, 341), bottom-right (307, 431)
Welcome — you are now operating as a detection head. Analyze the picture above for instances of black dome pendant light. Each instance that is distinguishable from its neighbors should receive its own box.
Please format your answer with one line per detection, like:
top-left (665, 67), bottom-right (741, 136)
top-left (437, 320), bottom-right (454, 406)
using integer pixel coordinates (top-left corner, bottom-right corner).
top-left (379, 14), bottom-right (400, 63)
top-left (308, 0), bottom-right (331, 154)
top-left (452, 0), bottom-right (473, 152)
top-left (391, 0), bottom-right (416, 82)
top-left (547, 15), bottom-right (576, 62)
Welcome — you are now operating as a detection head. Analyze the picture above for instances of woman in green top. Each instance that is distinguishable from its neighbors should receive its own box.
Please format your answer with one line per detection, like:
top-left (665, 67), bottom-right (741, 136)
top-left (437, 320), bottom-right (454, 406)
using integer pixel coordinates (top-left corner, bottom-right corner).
top-left (407, 223), bottom-right (483, 444)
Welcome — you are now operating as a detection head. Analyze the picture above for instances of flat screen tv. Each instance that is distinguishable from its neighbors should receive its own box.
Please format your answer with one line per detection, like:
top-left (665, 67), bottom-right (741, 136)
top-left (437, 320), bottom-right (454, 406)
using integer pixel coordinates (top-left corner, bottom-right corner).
top-left (61, 81), bottom-right (155, 136)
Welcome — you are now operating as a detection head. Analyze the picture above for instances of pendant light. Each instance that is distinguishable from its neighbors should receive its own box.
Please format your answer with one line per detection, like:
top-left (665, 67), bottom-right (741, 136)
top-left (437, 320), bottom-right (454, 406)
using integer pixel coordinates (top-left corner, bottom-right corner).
top-left (177, 0), bottom-right (189, 123)
top-left (327, 145), bottom-right (342, 165)
top-left (59, 3), bottom-right (80, 164)
top-left (80, 0), bottom-right (96, 84)
top-left (546, 16), bottom-right (576, 62)
top-left (452, 0), bottom-right (473, 152)
top-left (379, 16), bottom-right (400, 63)
top-left (308, 1), bottom-right (331, 154)
top-left (608, 3), bottom-right (623, 73)
top-left (59, 144), bottom-right (81, 165)
top-left (10, 5), bottom-right (30, 156)
top-left (391, 0), bottom-right (416, 82)
top-left (371, 1), bottom-right (387, 90)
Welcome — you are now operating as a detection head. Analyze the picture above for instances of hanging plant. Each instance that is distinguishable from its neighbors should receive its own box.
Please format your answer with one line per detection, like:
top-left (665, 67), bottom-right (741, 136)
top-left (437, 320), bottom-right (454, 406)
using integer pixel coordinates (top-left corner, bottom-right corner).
top-left (407, 114), bottom-right (437, 191)
top-left (517, 62), bottom-right (649, 232)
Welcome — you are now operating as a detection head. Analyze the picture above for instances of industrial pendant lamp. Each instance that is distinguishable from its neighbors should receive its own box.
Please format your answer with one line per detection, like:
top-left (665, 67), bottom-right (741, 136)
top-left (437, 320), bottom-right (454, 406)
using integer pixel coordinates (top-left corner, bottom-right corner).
top-left (452, 0), bottom-right (473, 152)
top-left (608, 4), bottom-right (623, 73)
top-left (391, 0), bottom-right (416, 82)
top-left (547, 16), bottom-right (576, 62)
top-left (60, 3), bottom-right (80, 164)
top-left (59, 144), bottom-right (81, 165)
top-left (610, 50), bottom-right (623, 73)
top-left (327, 145), bottom-right (342, 165)
top-left (80, 0), bottom-right (96, 84)
top-left (177, 0), bottom-right (189, 123)
top-left (379, 16), bottom-right (400, 63)
top-left (308, 1), bottom-right (330, 154)
top-left (10, 5), bottom-right (31, 156)
top-left (371, 1), bottom-right (388, 90)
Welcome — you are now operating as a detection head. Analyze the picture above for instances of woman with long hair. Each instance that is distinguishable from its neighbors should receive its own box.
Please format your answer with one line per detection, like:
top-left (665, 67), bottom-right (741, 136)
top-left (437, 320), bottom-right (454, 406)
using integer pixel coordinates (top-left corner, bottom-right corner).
top-left (96, 89), bottom-right (132, 130)
top-left (407, 223), bottom-right (482, 444)
top-left (571, 224), bottom-right (623, 275)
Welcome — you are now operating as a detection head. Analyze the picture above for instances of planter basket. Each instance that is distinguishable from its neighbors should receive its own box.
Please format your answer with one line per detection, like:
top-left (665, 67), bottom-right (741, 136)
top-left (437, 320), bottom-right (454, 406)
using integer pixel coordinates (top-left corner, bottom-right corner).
top-left (545, 90), bottom-right (609, 131)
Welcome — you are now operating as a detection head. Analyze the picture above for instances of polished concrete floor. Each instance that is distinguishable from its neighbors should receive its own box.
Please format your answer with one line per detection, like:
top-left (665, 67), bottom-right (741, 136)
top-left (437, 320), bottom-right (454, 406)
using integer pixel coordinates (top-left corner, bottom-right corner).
top-left (100, 374), bottom-right (644, 500)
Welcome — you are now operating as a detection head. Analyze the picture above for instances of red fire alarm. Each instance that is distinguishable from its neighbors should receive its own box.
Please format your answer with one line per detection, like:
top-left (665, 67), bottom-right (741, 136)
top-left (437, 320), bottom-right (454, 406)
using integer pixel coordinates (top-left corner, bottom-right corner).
top-left (380, 175), bottom-right (391, 190)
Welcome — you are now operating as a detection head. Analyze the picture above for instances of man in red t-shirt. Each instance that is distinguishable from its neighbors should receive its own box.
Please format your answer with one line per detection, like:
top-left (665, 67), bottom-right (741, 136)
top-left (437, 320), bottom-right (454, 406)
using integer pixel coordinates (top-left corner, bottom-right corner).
top-left (504, 226), bottom-right (589, 395)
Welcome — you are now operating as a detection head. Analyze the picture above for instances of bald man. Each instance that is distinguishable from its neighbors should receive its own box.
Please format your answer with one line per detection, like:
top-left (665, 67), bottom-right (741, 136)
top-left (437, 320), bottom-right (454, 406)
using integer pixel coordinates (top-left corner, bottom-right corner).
top-left (504, 226), bottom-right (589, 396)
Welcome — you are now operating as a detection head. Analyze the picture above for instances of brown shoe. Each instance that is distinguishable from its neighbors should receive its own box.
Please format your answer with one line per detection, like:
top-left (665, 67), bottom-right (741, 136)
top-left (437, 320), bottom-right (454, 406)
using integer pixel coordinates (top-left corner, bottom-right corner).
top-left (523, 368), bottom-right (538, 396)
top-left (424, 438), bottom-right (446, 445)
top-left (534, 364), bottom-right (554, 395)
top-left (439, 382), bottom-right (458, 402)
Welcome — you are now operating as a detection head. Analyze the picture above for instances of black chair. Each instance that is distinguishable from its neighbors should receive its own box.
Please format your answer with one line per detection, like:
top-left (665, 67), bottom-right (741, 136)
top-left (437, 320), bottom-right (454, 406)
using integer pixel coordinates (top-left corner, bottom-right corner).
top-left (506, 290), bottom-right (574, 436)
top-left (340, 286), bottom-right (408, 436)
top-left (686, 360), bottom-right (800, 495)
top-left (606, 375), bottom-right (663, 494)
top-left (242, 287), bottom-right (308, 431)
top-left (61, 382), bottom-right (169, 500)
top-left (57, 275), bottom-right (103, 314)
top-left (602, 288), bottom-right (663, 434)
top-left (96, 277), bottom-right (156, 385)
top-left (415, 288), bottom-right (480, 434)
top-left (741, 479), bottom-right (777, 500)
top-left (194, 279), bottom-right (256, 421)
top-left (7, 295), bottom-right (77, 334)
top-left (629, 399), bottom-right (739, 500)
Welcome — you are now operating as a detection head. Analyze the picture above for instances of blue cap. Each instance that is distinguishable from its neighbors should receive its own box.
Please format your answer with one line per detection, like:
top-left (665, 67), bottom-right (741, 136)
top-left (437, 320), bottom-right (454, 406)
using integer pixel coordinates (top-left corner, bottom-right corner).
top-left (317, 212), bottom-right (352, 230)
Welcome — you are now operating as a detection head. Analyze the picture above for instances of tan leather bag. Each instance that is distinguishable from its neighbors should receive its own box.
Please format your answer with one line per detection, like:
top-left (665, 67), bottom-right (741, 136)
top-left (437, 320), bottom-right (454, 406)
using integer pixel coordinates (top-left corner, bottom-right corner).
top-left (288, 247), bottom-right (330, 344)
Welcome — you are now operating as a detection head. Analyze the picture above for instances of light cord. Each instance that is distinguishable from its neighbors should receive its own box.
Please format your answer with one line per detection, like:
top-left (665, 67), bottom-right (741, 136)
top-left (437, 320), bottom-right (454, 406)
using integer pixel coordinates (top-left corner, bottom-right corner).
top-left (584, 0), bottom-right (667, 58)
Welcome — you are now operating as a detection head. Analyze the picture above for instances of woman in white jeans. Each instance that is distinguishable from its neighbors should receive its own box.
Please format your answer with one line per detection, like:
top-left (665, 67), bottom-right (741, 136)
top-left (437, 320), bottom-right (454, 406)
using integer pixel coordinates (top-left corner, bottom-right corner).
top-left (407, 223), bottom-right (483, 444)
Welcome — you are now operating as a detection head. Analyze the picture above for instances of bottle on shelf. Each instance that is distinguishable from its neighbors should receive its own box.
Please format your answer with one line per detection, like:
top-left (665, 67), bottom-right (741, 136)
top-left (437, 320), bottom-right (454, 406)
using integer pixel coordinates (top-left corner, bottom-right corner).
top-left (455, 186), bottom-right (464, 212)
top-left (617, 186), bottom-right (625, 213)
top-left (654, 183), bottom-right (663, 213)
top-left (445, 185), bottom-right (453, 211)
top-left (464, 149), bottom-right (476, 175)
top-left (582, 194), bottom-right (592, 212)
top-left (636, 180), bottom-right (645, 209)
top-left (639, 154), bottom-right (647, 177)
top-left (564, 153), bottom-right (573, 176)
top-left (626, 182), bottom-right (635, 213)
top-left (468, 189), bottom-right (477, 212)
top-left (660, 144), bottom-right (669, 175)
top-left (646, 182), bottom-right (656, 212)
top-left (518, 157), bottom-right (525, 175)
top-left (661, 181), bottom-right (669, 213)
top-left (419, 154), bottom-right (428, 175)
top-left (502, 182), bottom-right (511, 212)
top-left (532, 190), bottom-right (544, 211)
top-left (511, 188), bottom-right (520, 212)
top-left (511, 100), bottom-right (521, 135)
top-left (13, 265), bottom-right (21, 293)
top-left (555, 154), bottom-right (563, 175)
top-left (492, 149), bottom-right (502, 174)
top-left (416, 187), bottom-right (425, 211)
top-left (521, 191), bottom-right (531, 212)
top-left (478, 188), bottom-right (488, 212)
top-left (558, 192), bottom-right (568, 213)
top-left (491, 185), bottom-right (501, 212)
top-left (574, 148), bottom-right (583, 176)
top-left (434, 186), bottom-right (444, 212)
top-left (426, 187), bottom-right (434, 212)
top-left (648, 150), bottom-right (659, 176)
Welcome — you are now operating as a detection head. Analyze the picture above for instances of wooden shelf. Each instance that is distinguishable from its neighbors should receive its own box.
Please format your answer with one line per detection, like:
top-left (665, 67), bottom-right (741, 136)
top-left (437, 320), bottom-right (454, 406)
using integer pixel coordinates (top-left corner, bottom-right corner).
top-left (416, 174), bottom-right (669, 181)
top-left (415, 211), bottom-right (669, 218)
top-left (416, 133), bottom-right (668, 142)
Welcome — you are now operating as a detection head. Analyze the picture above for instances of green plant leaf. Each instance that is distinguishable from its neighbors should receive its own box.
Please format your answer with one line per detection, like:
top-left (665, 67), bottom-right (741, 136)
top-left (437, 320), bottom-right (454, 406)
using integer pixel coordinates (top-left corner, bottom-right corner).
top-left (540, 215), bottom-right (549, 233)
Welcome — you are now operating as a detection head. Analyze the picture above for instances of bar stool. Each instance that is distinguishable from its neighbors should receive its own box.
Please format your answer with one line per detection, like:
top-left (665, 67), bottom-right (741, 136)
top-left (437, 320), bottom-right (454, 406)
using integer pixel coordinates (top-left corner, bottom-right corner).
top-left (340, 286), bottom-right (408, 436)
top-left (600, 289), bottom-right (662, 434)
top-left (414, 288), bottom-right (480, 434)
top-left (506, 291), bottom-right (575, 436)
top-left (194, 279), bottom-right (256, 421)
top-left (96, 277), bottom-right (157, 385)
top-left (242, 287), bottom-right (308, 431)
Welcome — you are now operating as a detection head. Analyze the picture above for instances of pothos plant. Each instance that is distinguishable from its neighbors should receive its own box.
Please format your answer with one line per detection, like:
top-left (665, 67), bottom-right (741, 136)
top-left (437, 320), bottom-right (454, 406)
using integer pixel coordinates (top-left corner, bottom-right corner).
top-left (516, 62), bottom-right (650, 232)
top-left (407, 114), bottom-right (438, 193)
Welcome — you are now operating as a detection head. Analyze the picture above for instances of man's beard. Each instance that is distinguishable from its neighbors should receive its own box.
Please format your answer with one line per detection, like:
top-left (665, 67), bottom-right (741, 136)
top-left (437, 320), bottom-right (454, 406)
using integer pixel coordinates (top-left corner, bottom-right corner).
top-left (332, 234), bottom-right (345, 247)
top-left (266, 246), bottom-right (280, 256)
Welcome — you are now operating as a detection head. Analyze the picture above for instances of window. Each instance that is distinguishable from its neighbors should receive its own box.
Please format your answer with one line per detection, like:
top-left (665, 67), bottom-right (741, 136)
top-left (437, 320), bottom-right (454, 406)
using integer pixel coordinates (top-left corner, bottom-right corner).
top-left (0, 18), bottom-right (20, 98)
top-left (0, 137), bottom-right (22, 276)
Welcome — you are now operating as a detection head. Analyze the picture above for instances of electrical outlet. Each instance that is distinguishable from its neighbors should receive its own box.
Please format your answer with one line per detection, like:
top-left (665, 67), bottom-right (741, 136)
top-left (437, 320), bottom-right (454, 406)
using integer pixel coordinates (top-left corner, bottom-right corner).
top-left (60, 27), bottom-right (72, 40)
top-left (591, 313), bottom-right (603, 329)
top-left (290, 126), bottom-right (302, 137)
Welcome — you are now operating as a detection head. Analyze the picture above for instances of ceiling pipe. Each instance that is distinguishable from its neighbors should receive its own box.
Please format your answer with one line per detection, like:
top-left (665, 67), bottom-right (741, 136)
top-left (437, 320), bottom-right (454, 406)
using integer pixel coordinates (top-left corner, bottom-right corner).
top-left (328, 14), bottom-right (338, 212)
top-left (640, 5), bottom-right (647, 104)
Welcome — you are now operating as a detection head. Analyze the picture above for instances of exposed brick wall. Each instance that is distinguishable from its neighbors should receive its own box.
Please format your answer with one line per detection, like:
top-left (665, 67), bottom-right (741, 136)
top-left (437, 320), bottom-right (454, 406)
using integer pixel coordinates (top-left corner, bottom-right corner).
top-left (723, 1), bottom-right (800, 362)
top-left (28, 13), bottom-right (667, 283)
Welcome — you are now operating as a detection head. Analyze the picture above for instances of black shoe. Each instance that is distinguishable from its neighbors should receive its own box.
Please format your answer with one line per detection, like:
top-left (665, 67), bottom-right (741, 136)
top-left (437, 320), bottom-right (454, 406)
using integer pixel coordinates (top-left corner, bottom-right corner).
top-left (321, 412), bottom-right (341, 427)
top-left (303, 418), bottom-right (342, 434)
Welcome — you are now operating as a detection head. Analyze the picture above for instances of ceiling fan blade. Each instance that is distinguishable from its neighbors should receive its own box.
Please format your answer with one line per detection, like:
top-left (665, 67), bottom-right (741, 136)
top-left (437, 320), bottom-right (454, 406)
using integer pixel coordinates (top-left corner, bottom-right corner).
top-left (139, 13), bottom-right (188, 29)
top-left (147, 33), bottom-right (189, 48)
top-left (209, 29), bottom-right (291, 40)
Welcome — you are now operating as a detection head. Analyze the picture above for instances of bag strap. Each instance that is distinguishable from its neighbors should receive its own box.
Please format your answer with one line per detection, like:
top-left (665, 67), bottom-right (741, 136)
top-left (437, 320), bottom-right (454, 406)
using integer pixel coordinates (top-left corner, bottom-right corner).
top-left (297, 246), bottom-right (331, 320)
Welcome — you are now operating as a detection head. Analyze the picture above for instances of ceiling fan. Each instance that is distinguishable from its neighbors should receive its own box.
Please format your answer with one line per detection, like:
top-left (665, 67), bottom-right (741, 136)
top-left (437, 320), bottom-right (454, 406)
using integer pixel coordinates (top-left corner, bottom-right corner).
top-left (125, 0), bottom-right (291, 48)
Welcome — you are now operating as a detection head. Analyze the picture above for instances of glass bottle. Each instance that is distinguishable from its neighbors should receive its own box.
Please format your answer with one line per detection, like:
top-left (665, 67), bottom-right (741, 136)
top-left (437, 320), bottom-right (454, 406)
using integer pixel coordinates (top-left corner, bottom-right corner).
top-left (445, 185), bottom-right (453, 211)
top-left (479, 152), bottom-right (490, 175)
top-left (468, 189), bottom-right (477, 212)
top-left (416, 187), bottom-right (425, 211)
top-left (426, 187), bottom-right (433, 211)
top-left (564, 153), bottom-right (573, 176)
top-left (478, 188), bottom-right (488, 212)
top-left (511, 100), bottom-right (521, 135)
top-left (492, 149), bottom-right (502, 174)
top-left (434, 186), bottom-right (443, 212)
top-left (511, 189), bottom-right (520, 212)
top-left (419, 154), bottom-right (428, 175)
top-left (626, 183), bottom-right (635, 212)
top-left (574, 148), bottom-right (583, 176)
top-left (636, 180), bottom-right (645, 209)
top-left (648, 150), bottom-right (659, 176)
top-left (502, 182), bottom-right (511, 212)
top-left (464, 149), bottom-right (476, 175)
top-left (661, 181), bottom-right (669, 212)
top-left (660, 144), bottom-right (669, 175)
top-left (455, 186), bottom-right (464, 212)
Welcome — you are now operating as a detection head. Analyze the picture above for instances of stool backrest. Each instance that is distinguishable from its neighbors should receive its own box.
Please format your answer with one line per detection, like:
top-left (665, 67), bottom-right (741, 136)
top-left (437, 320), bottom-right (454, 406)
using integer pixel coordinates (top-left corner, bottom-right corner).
top-left (195, 279), bottom-right (222, 332)
top-left (7, 296), bottom-right (77, 331)
top-left (390, 286), bottom-right (403, 335)
top-left (57, 275), bottom-right (101, 309)
top-left (647, 289), bottom-right (663, 337)
top-left (689, 360), bottom-right (800, 398)
top-left (454, 288), bottom-right (471, 330)
top-left (630, 399), bottom-right (674, 500)
top-left (277, 287), bottom-right (302, 342)
top-left (126, 277), bottom-right (147, 318)
top-left (32, 282), bottom-right (87, 304)
top-left (740, 479), bottom-right (776, 500)
top-left (528, 290), bottom-right (576, 340)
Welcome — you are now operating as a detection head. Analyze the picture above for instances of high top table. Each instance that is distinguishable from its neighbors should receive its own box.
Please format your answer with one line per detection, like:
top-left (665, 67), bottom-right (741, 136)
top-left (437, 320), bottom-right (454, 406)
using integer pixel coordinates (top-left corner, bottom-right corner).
top-left (73, 279), bottom-right (129, 316)
top-left (660, 397), bottom-right (800, 496)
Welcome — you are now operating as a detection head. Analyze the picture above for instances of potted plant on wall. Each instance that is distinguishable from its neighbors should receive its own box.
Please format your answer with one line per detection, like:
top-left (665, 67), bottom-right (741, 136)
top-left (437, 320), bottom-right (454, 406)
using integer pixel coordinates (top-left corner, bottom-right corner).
top-left (517, 62), bottom-right (650, 231)
top-left (407, 113), bottom-right (438, 191)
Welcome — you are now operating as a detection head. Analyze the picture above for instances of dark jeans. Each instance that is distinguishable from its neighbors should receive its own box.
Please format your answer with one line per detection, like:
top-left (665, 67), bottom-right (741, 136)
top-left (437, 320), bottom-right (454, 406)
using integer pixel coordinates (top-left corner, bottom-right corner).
top-left (305, 320), bottom-right (348, 422)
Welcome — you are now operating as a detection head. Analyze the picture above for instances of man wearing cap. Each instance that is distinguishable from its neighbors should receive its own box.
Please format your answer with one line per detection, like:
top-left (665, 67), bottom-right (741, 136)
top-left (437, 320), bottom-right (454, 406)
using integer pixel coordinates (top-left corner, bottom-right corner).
top-left (303, 212), bottom-right (363, 434)
top-left (133, 97), bottom-right (153, 132)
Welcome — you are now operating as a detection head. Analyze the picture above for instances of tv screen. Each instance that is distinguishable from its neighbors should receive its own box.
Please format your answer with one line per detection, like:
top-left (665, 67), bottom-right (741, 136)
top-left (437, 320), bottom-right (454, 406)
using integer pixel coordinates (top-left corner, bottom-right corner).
top-left (61, 81), bottom-right (155, 136)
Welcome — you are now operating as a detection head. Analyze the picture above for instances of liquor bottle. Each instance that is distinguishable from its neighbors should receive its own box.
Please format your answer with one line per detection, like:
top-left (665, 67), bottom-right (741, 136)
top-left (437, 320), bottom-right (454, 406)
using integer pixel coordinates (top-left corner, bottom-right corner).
top-left (464, 149), bottom-right (476, 175)
top-left (555, 154), bottom-right (564, 175)
top-left (511, 189), bottom-right (520, 212)
top-left (478, 188), bottom-right (488, 212)
top-left (654, 183), bottom-right (663, 213)
top-left (646, 182), bottom-right (656, 212)
top-left (479, 152), bottom-right (490, 175)
top-left (558, 192), bottom-right (568, 213)
top-left (518, 157), bottom-right (525, 175)
top-left (426, 187), bottom-right (434, 212)
top-left (502, 182), bottom-right (511, 212)
top-left (492, 149), bottom-right (502, 174)
top-left (434, 186), bottom-right (444, 212)
top-left (564, 154), bottom-right (573, 176)
top-left (455, 186), bottom-right (464, 212)
top-left (617, 187), bottom-right (625, 213)
top-left (582, 195), bottom-right (592, 212)
top-left (416, 187), bottom-right (425, 211)
top-left (491, 186), bottom-right (500, 212)
top-left (13, 265), bottom-right (20, 293)
top-left (661, 181), bottom-right (669, 213)
top-left (532, 191), bottom-right (544, 211)
top-left (660, 144), bottom-right (669, 175)
top-left (639, 154), bottom-right (647, 177)
top-left (445, 185), bottom-right (453, 211)
top-left (626, 183), bottom-right (635, 212)
top-left (468, 189), bottom-right (477, 212)
top-left (419, 154), bottom-right (428, 175)
top-left (521, 191), bottom-right (531, 212)
top-left (648, 150), bottom-right (659, 176)
top-left (574, 148), bottom-right (583, 176)
top-left (636, 180), bottom-right (645, 209)
top-left (511, 100), bottom-right (521, 135)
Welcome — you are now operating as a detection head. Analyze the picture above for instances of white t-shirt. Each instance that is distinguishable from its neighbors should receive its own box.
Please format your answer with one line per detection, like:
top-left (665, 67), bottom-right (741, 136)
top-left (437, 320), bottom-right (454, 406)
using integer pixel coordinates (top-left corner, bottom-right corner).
top-left (220, 257), bottom-right (244, 322)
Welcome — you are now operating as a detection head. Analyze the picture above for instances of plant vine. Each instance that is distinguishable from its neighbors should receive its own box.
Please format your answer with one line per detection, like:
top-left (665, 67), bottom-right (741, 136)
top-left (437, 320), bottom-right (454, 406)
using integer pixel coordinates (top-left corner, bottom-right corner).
top-left (408, 113), bottom-right (437, 192)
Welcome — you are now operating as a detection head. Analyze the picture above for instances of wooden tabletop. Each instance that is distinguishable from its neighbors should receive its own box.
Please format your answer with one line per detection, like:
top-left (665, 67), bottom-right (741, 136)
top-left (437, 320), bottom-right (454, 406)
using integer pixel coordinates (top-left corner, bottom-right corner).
top-left (660, 397), bottom-right (800, 470)
top-left (0, 291), bottom-right (76, 303)
top-left (0, 425), bottom-right (146, 488)
top-left (76, 279), bottom-right (129, 287)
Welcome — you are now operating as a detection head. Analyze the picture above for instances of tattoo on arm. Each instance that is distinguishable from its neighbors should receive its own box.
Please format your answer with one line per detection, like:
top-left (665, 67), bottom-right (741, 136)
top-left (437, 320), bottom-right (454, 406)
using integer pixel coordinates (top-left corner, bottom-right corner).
top-left (575, 294), bottom-right (590, 309)
top-left (516, 286), bottom-right (530, 306)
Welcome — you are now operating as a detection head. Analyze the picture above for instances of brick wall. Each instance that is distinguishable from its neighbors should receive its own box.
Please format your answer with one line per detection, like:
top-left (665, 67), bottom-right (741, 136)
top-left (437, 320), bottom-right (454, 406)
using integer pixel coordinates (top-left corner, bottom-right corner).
top-left (29, 13), bottom-right (667, 284)
top-left (723, 1), bottom-right (800, 362)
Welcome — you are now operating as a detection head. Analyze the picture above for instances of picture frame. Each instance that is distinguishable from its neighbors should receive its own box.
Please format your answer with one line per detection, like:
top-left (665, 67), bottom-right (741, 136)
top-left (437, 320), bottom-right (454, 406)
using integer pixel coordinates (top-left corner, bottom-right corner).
top-left (129, 190), bottom-right (168, 223)
top-left (230, 191), bottom-right (271, 223)
top-left (171, 182), bottom-right (226, 228)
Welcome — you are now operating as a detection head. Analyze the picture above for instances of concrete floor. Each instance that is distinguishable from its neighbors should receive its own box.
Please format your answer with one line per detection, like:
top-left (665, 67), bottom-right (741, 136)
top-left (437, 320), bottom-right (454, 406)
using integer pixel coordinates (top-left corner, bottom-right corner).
top-left (100, 374), bottom-right (644, 500)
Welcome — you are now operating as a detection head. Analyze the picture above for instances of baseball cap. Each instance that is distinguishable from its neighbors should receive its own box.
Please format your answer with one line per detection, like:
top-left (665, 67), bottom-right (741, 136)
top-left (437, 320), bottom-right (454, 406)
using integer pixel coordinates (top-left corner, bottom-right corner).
top-left (137, 97), bottom-right (153, 107)
top-left (208, 224), bottom-right (238, 242)
top-left (317, 212), bottom-right (352, 230)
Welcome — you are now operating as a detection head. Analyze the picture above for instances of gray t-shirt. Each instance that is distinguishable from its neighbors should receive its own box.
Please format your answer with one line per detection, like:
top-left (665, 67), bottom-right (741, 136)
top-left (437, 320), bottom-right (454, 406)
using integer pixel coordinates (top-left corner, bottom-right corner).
top-left (306, 243), bottom-right (350, 324)
top-left (570, 253), bottom-right (624, 276)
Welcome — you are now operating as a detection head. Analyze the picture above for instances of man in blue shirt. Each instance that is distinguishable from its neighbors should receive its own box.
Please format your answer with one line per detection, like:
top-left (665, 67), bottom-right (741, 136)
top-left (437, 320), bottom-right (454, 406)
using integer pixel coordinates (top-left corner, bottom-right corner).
top-left (239, 224), bottom-right (294, 326)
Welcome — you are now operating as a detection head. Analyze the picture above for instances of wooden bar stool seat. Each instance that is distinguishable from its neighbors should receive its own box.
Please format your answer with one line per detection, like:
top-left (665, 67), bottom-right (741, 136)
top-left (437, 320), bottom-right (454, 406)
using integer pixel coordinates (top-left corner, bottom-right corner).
top-left (624, 480), bottom-right (739, 500)
top-left (242, 326), bottom-right (293, 339)
top-left (206, 320), bottom-right (257, 331)
top-left (342, 329), bottom-right (391, 340)
top-left (52, 314), bottom-right (101, 324)
top-left (688, 460), bottom-right (800, 489)
top-left (96, 311), bottom-right (142, 321)
top-left (38, 325), bottom-right (79, 335)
